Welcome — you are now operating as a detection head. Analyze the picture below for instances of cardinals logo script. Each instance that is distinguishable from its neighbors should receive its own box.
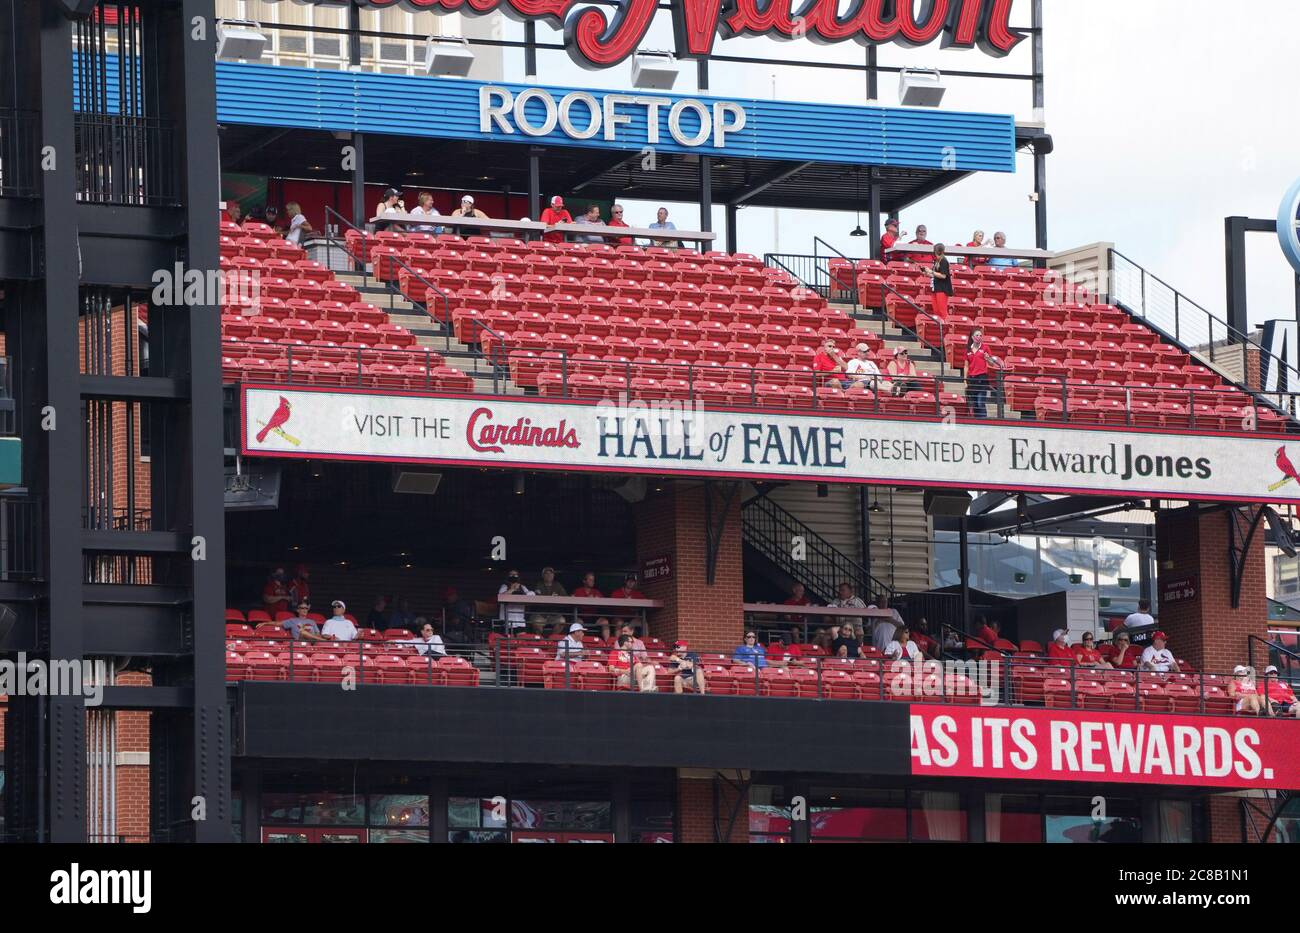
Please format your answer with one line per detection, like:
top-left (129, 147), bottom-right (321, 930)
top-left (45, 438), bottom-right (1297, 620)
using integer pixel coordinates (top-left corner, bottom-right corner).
top-left (255, 396), bottom-right (302, 447)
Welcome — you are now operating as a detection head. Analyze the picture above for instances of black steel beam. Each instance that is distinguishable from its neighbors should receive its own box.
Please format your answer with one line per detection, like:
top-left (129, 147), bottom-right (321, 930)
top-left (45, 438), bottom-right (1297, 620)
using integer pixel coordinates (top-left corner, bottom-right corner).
top-left (727, 160), bottom-right (814, 206)
top-left (962, 496), bottom-right (1136, 534)
top-left (79, 376), bottom-right (187, 401)
top-left (568, 149), bottom-right (634, 192)
top-left (98, 686), bottom-right (194, 710)
top-left (81, 529), bottom-right (190, 554)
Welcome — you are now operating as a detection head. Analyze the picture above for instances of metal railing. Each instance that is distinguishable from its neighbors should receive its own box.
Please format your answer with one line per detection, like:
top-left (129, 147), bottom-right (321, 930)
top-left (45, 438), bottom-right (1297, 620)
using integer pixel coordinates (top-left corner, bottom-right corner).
top-left (74, 114), bottom-right (178, 207)
top-left (0, 495), bottom-right (44, 582)
top-left (1248, 633), bottom-right (1300, 686)
top-left (0, 108), bottom-right (38, 198)
top-left (742, 493), bottom-right (893, 602)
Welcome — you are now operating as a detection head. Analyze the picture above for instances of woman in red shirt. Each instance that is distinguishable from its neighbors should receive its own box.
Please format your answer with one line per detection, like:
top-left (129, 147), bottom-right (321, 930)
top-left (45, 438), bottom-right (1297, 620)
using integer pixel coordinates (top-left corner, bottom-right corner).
top-left (1072, 631), bottom-right (1112, 669)
top-left (964, 328), bottom-right (1002, 419)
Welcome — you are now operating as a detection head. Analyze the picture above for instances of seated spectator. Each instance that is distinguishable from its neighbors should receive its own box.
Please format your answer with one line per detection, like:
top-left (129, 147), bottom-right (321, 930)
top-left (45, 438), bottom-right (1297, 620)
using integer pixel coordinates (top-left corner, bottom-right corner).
top-left (1229, 665), bottom-right (1264, 714)
top-left (289, 563), bottom-right (312, 606)
top-left (387, 596), bottom-right (415, 633)
top-left (1260, 666), bottom-right (1300, 718)
top-left (609, 574), bottom-right (646, 636)
top-left (574, 203), bottom-right (605, 242)
top-left (885, 347), bottom-right (924, 396)
top-left (732, 630), bottom-right (768, 668)
top-left (832, 623), bottom-right (861, 658)
top-left (539, 195), bottom-right (573, 242)
top-left (606, 203), bottom-right (633, 245)
top-left (409, 191), bottom-right (443, 234)
top-left (782, 581), bottom-right (814, 640)
top-left (284, 600), bottom-right (327, 643)
top-left (1122, 599), bottom-right (1154, 630)
top-left (975, 617), bottom-right (1000, 648)
top-left (1073, 631), bottom-right (1112, 669)
top-left (1110, 630), bottom-right (1141, 667)
top-left (262, 566), bottom-right (293, 615)
top-left (647, 206), bottom-right (682, 247)
top-left (829, 580), bottom-right (866, 629)
top-left (966, 230), bottom-right (985, 248)
top-left (373, 188), bottom-right (406, 230)
top-left (909, 224), bottom-right (932, 246)
top-left (767, 637), bottom-right (802, 662)
top-left (451, 194), bottom-right (490, 237)
top-left (1046, 629), bottom-right (1075, 661)
top-left (986, 231), bottom-right (1016, 267)
top-left (880, 217), bottom-right (902, 257)
top-left (885, 626), bottom-right (922, 662)
top-left (407, 618), bottom-right (446, 658)
top-left (529, 566), bottom-right (568, 635)
top-left (813, 337), bottom-right (846, 387)
top-left (322, 600), bottom-right (358, 642)
top-left (616, 622), bottom-right (657, 690)
top-left (367, 596), bottom-right (390, 631)
top-left (571, 570), bottom-right (610, 640)
top-left (609, 634), bottom-right (658, 692)
top-left (811, 628), bottom-right (832, 653)
top-left (498, 569), bottom-right (534, 632)
top-left (835, 644), bottom-right (850, 659)
top-left (910, 617), bottom-right (937, 658)
top-left (262, 205), bottom-right (281, 230)
top-left (668, 640), bottom-right (707, 694)
top-left (1139, 631), bottom-right (1180, 672)
top-left (225, 201), bottom-right (244, 226)
top-left (868, 593), bottom-right (903, 653)
top-left (442, 585), bottom-right (475, 642)
top-left (284, 202), bottom-right (313, 246)
top-left (845, 342), bottom-right (891, 393)
top-left (555, 621), bottom-right (585, 662)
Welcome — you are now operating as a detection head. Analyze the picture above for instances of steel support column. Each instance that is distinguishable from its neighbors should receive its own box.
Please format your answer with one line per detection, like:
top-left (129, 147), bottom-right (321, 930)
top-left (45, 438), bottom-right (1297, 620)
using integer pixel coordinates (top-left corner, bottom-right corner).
top-left (725, 203), bottom-right (737, 254)
top-left (528, 147), bottom-right (542, 222)
top-left (700, 156), bottom-right (713, 240)
top-left (350, 131), bottom-right (366, 231)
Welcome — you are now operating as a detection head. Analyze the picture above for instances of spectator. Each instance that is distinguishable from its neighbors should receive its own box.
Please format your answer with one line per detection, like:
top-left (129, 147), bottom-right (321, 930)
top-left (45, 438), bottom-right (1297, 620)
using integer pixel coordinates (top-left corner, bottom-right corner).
top-left (284, 202), bottom-right (313, 246)
top-left (539, 195), bottom-right (573, 243)
top-left (813, 337), bottom-right (846, 387)
top-left (408, 618), bottom-right (446, 657)
top-left (909, 224), bottom-right (932, 246)
top-left (1110, 631), bottom-right (1141, 668)
top-left (574, 203), bottom-right (605, 242)
top-left (832, 623), bottom-right (861, 659)
top-left (373, 187), bottom-right (406, 228)
top-left (835, 644), bottom-right (850, 659)
top-left (966, 230), bottom-right (985, 248)
top-left (829, 581), bottom-right (867, 634)
top-left (911, 617), bottom-right (937, 658)
top-left (262, 566), bottom-right (293, 614)
top-left (885, 626), bottom-right (922, 662)
top-left (975, 617), bottom-right (999, 647)
top-left (451, 194), bottom-right (490, 238)
top-left (885, 347), bottom-right (924, 396)
top-left (1229, 665), bottom-right (1264, 714)
top-left (288, 564), bottom-right (312, 605)
top-left (497, 569), bottom-right (534, 632)
top-left (880, 217), bottom-right (902, 258)
top-left (284, 600), bottom-right (326, 643)
top-left (811, 628), bottom-right (832, 653)
top-left (648, 207), bottom-right (683, 248)
top-left (606, 203), bottom-right (633, 245)
top-left (442, 585), bottom-right (475, 642)
top-left (782, 581), bottom-right (814, 640)
top-left (922, 242), bottom-right (953, 320)
top-left (608, 634), bottom-right (656, 691)
top-left (262, 205), bottom-right (281, 229)
top-left (409, 191), bottom-right (443, 234)
top-left (733, 630), bottom-right (768, 668)
top-left (616, 622), bottom-right (657, 690)
top-left (571, 570), bottom-right (611, 640)
top-left (986, 231), bottom-right (1016, 267)
top-left (964, 327), bottom-right (1002, 419)
top-left (225, 201), bottom-right (244, 226)
top-left (668, 640), bottom-right (707, 694)
top-left (387, 596), bottom-right (416, 633)
top-left (1073, 631), bottom-right (1113, 669)
top-left (768, 636), bottom-right (803, 662)
top-left (529, 566), bottom-right (569, 635)
top-left (1260, 666), bottom-right (1300, 718)
top-left (322, 600), bottom-right (358, 642)
top-left (555, 621), bottom-right (585, 662)
top-left (845, 342), bottom-right (891, 393)
top-left (1046, 629), bottom-right (1075, 661)
top-left (610, 573), bottom-right (646, 600)
top-left (1139, 630), bottom-right (1180, 672)
top-left (367, 596), bottom-right (390, 631)
top-left (1122, 599), bottom-right (1154, 630)
top-left (869, 592), bottom-right (904, 653)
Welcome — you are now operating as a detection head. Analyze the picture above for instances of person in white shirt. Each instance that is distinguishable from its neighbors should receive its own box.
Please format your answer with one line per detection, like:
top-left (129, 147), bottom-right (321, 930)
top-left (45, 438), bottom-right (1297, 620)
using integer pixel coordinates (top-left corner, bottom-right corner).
top-left (1122, 599), bottom-right (1154, 629)
top-left (284, 202), bottom-right (312, 247)
top-left (407, 619), bottom-right (446, 658)
top-left (844, 343), bottom-right (892, 393)
top-left (321, 600), bottom-right (358, 642)
top-left (828, 581), bottom-right (867, 633)
top-left (498, 569), bottom-right (534, 631)
top-left (1139, 631), bottom-right (1179, 672)
top-left (555, 622), bottom-right (585, 662)
top-left (885, 627), bottom-right (922, 663)
top-left (869, 593), bottom-right (905, 653)
top-left (408, 191), bottom-right (442, 234)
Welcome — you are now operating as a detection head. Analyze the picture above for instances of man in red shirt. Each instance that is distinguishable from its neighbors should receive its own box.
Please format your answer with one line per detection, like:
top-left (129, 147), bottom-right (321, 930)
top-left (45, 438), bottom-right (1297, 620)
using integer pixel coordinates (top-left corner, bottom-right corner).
top-left (611, 573), bottom-right (646, 600)
top-left (539, 195), bottom-right (573, 243)
top-left (975, 617), bottom-right (999, 647)
top-left (289, 563), bottom-right (312, 605)
top-left (1260, 665), bottom-right (1299, 717)
top-left (571, 570), bottom-right (608, 639)
top-left (1072, 631), bottom-right (1112, 668)
top-left (1046, 628), bottom-right (1076, 661)
top-left (909, 224), bottom-right (932, 246)
top-left (880, 217), bottom-right (901, 258)
top-left (813, 338), bottom-right (845, 387)
top-left (910, 617), bottom-right (937, 658)
top-left (606, 203), bottom-right (633, 245)
top-left (262, 567), bottom-right (293, 615)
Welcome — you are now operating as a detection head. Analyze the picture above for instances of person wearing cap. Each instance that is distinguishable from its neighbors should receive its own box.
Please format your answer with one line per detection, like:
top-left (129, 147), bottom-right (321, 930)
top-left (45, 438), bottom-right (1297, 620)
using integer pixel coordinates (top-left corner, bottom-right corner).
top-left (1046, 629), bottom-right (1075, 661)
top-left (1259, 666), bottom-right (1299, 717)
top-left (539, 195), bottom-right (573, 243)
top-left (1110, 630), bottom-right (1141, 668)
top-left (885, 346), bottom-right (924, 396)
top-left (1139, 631), bottom-right (1180, 672)
top-left (529, 566), bottom-right (569, 636)
top-left (813, 336), bottom-right (846, 388)
top-left (372, 188), bottom-right (406, 232)
top-left (986, 231), bottom-right (1016, 267)
top-left (732, 630), bottom-right (768, 668)
top-left (610, 574), bottom-right (646, 601)
top-left (284, 599), bottom-right (327, 643)
top-left (1229, 665), bottom-right (1264, 714)
top-left (497, 569), bottom-right (534, 632)
top-left (262, 566), bottom-right (293, 613)
top-left (668, 640), bottom-right (707, 694)
top-left (880, 217), bottom-right (903, 258)
top-left (322, 600), bottom-right (358, 642)
top-left (1073, 631), bottom-right (1112, 669)
top-left (844, 342), bottom-right (891, 393)
top-left (451, 194), bottom-right (490, 238)
top-left (555, 621), bottom-right (586, 663)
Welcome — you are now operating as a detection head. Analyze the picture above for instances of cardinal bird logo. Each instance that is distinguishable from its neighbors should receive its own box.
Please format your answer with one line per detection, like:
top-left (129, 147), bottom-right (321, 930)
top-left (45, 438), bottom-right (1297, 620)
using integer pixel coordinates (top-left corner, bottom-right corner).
top-left (255, 396), bottom-right (301, 447)
top-left (1269, 446), bottom-right (1300, 491)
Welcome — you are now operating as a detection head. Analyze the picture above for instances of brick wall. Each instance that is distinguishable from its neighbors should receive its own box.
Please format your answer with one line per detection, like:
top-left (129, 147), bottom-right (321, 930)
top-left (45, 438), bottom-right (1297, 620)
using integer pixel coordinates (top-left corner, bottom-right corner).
top-left (676, 774), bottom-right (750, 843)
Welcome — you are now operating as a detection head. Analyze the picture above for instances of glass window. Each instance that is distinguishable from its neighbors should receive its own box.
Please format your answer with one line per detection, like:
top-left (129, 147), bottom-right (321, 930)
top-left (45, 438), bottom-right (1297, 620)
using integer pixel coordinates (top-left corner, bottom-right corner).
top-left (448, 795), bottom-right (507, 829)
top-left (260, 792), bottom-right (363, 825)
top-left (809, 788), bottom-right (906, 841)
top-left (265, 831), bottom-right (310, 843)
top-left (748, 784), bottom-right (792, 842)
top-left (510, 799), bottom-right (611, 832)
top-left (985, 793), bottom-right (1042, 843)
top-left (1045, 795), bottom-right (1141, 843)
top-left (369, 794), bottom-right (430, 828)
top-left (1158, 800), bottom-right (1195, 843)
top-left (370, 829), bottom-right (429, 843)
top-left (630, 795), bottom-right (674, 844)
top-left (912, 791), bottom-right (967, 842)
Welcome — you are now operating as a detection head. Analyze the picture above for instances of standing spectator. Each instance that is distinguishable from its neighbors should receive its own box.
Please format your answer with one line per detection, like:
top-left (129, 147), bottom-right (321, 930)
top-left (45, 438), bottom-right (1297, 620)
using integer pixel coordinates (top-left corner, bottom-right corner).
top-left (284, 600), bottom-right (326, 643)
top-left (648, 207), bottom-right (682, 248)
top-left (782, 581), bottom-right (814, 641)
top-left (1261, 666), bottom-right (1300, 717)
top-left (288, 564), bottom-right (312, 606)
top-left (571, 571), bottom-right (610, 640)
top-left (367, 596), bottom-right (390, 632)
top-left (832, 623), bottom-right (862, 659)
top-left (1229, 665), bottom-right (1264, 714)
top-left (909, 224), bottom-right (932, 246)
top-left (451, 195), bottom-right (490, 238)
top-left (555, 622), bottom-right (585, 662)
top-left (966, 230), bottom-right (985, 248)
top-left (869, 593), bottom-right (904, 652)
top-left (845, 342), bottom-right (890, 393)
top-left (986, 231), bottom-right (1015, 267)
top-left (885, 627), bottom-right (922, 662)
top-left (880, 217), bottom-right (902, 258)
top-left (1122, 599), bottom-right (1154, 630)
top-left (407, 619), bottom-right (446, 658)
top-left (829, 581), bottom-right (867, 634)
top-left (1139, 631), bottom-right (1180, 672)
top-left (885, 347), bottom-right (924, 396)
top-left (574, 203), bottom-right (605, 242)
top-left (539, 195), bottom-right (573, 243)
top-left (733, 630), bottom-right (769, 668)
top-left (409, 191), bottom-right (443, 234)
top-left (322, 600), bottom-right (358, 642)
top-left (529, 566), bottom-right (569, 635)
top-left (606, 204), bottom-right (633, 245)
top-left (284, 202), bottom-right (312, 247)
top-left (964, 327), bottom-right (1002, 419)
top-left (1073, 632), bottom-right (1113, 669)
top-left (922, 242), bottom-right (953, 320)
top-left (813, 337), bottom-right (846, 387)
top-left (1110, 631), bottom-right (1141, 668)
top-left (668, 640), bottom-right (707, 694)
top-left (497, 569), bottom-right (534, 632)
top-left (1046, 629), bottom-right (1075, 661)
top-left (262, 567), bottom-right (293, 615)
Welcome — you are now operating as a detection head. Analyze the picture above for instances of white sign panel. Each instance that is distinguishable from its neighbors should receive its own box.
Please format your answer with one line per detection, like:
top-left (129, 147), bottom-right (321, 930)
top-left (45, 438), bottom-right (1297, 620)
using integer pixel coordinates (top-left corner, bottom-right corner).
top-left (241, 386), bottom-right (1300, 504)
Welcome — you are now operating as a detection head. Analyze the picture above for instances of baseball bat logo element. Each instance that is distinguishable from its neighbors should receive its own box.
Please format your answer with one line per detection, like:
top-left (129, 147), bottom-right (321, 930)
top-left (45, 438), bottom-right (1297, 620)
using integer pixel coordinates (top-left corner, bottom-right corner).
top-left (1269, 446), bottom-right (1300, 491)
top-left (255, 396), bottom-right (301, 446)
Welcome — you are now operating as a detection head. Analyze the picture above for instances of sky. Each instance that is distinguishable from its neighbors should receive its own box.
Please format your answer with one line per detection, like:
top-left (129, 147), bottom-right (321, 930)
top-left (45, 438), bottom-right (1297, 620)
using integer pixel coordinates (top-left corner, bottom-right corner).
top-left (491, 0), bottom-right (1300, 329)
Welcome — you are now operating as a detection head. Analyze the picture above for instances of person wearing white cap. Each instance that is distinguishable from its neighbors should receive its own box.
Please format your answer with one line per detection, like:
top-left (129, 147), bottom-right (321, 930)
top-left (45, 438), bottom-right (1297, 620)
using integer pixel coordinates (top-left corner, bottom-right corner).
top-left (1046, 628), bottom-right (1075, 661)
top-left (451, 194), bottom-right (489, 238)
top-left (1229, 665), bottom-right (1264, 714)
top-left (555, 621), bottom-right (585, 663)
top-left (1260, 665), bottom-right (1299, 717)
top-left (844, 342), bottom-right (891, 393)
top-left (539, 195), bottom-right (573, 243)
top-left (321, 600), bottom-right (358, 642)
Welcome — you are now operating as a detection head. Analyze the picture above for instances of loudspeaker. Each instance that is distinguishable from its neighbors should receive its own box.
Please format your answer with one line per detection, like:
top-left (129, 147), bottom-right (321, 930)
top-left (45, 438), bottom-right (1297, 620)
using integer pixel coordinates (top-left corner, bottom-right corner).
top-left (631, 52), bottom-right (680, 90)
top-left (55, 0), bottom-right (99, 18)
top-left (923, 489), bottom-right (972, 517)
top-left (610, 476), bottom-right (647, 503)
top-left (393, 469), bottom-right (443, 495)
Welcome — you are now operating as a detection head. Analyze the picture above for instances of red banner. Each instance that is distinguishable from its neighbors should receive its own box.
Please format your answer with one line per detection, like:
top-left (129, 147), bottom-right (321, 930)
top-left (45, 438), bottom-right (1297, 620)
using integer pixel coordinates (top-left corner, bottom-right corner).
top-left (910, 704), bottom-right (1300, 790)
